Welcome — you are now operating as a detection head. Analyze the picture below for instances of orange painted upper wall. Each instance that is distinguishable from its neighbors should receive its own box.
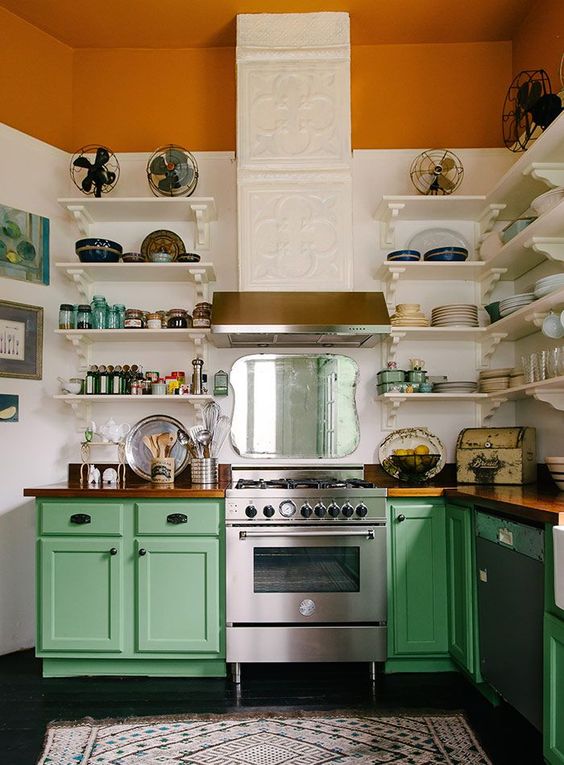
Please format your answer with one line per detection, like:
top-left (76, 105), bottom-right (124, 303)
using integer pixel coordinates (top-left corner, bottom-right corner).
top-left (0, 7), bottom-right (72, 149)
top-left (512, 0), bottom-right (563, 86)
top-left (352, 42), bottom-right (512, 148)
top-left (72, 49), bottom-right (236, 152)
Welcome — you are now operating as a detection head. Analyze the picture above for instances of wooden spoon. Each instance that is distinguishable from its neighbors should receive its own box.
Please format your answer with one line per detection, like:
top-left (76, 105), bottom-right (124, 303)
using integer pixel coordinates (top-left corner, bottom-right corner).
top-left (142, 435), bottom-right (157, 458)
top-left (157, 432), bottom-right (177, 458)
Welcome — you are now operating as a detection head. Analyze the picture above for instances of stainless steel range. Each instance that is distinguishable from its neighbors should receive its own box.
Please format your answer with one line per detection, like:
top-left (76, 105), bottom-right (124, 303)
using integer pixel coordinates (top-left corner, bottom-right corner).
top-left (226, 465), bottom-right (387, 683)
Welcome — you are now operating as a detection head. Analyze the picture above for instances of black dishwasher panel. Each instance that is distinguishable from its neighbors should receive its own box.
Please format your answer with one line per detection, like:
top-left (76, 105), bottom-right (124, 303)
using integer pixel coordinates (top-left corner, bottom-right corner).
top-left (476, 510), bottom-right (544, 731)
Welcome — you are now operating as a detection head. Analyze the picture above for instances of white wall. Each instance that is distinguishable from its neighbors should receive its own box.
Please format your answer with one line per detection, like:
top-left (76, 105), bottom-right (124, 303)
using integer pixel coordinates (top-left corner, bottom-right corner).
top-left (6, 124), bottom-right (559, 657)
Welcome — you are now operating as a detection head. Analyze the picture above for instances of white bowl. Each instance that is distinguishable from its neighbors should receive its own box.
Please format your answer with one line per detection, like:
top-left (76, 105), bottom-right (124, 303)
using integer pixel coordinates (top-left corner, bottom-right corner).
top-left (530, 187), bottom-right (564, 216)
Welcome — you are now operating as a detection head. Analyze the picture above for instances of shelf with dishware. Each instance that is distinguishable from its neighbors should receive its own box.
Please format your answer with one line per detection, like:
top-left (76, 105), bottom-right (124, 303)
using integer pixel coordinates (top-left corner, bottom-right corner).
top-left (484, 285), bottom-right (564, 342)
top-left (55, 261), bottom-right (216, 301)
top-left (58, 197), bottom-right (217, 248)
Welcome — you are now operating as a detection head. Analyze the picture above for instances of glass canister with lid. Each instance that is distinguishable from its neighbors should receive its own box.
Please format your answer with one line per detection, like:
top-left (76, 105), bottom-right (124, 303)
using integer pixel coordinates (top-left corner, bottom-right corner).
top-left (90, 295), bottom-right (108, 329)
top-left (124, 309), bottom-right (145, 329)
top-left (192, 302), bottom-right (212, 328)
top-left (76, 305), bottom-right (93, 329)
top-left (58, 304), bottom-right (74, 329)
top-left (167, 309), bottom-right (192, 329)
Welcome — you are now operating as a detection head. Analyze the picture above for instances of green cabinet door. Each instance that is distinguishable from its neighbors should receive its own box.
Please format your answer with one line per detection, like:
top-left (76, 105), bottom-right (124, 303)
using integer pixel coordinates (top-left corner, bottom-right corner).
top-left (445, 503), bottom-right (475, 675)
top-left (38, 537), bottom-right (123, 653)
top-left (545, 613), bottom-right (564, 765)
top-left (388, 500), bottom-right (448, 656)
top-left (136, 537), bottom-right (220, 654)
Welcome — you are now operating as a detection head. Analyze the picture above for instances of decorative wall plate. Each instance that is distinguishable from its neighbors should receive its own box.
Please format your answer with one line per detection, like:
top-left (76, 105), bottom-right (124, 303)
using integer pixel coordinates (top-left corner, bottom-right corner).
top-left (140, 229), bottom-right (186, 261)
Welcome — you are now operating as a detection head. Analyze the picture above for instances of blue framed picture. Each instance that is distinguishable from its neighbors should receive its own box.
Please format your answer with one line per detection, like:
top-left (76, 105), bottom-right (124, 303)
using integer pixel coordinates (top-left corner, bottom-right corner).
top-left (0, 394), bottom-right (18, 422)
top-left (0, 203), bottom-right (49, 285)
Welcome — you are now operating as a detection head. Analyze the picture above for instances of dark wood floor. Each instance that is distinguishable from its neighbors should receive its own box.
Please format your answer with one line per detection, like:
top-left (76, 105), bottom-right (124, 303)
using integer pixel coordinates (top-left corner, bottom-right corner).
top-left (0, 650), bottom-right (543, 764)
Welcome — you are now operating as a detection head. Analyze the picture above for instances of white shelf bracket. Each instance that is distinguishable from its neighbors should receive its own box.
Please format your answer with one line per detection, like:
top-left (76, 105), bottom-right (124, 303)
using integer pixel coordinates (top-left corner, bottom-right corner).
top-left (381, 397), bottom-right (405, 430)
top-left (60, 399), bottom-right (91, 432)
top-left (63, 333), bottom-right (89, 364)
top-left (386, 332), bottom-right (405, 364)
top-left (66, 205), bottom-right (93, 237)
top-left (528, 389), bottom-right (564, 411)
top-left (480, 332), bottom-right (507, 368)
top-left (480, 397), bottom-right (507, 422)
top-left (189, 204), bottom-right (211, 249)
top-left (480, 267), bottom-right (508, 301)
top-left (190, 268), bottom-right (209, 300)
top-left (527, 236), bottom-right (564, 263)
top-left (384, 267), bottom-right (405, 304)
top-left (379, 203), bottom-right (405, 248)
top-left (478, 204), bottom-right (506, 240)
top-left (65, 268), bottom-right (91, 300)
top-left (523, 162), bottom-right (564, 189)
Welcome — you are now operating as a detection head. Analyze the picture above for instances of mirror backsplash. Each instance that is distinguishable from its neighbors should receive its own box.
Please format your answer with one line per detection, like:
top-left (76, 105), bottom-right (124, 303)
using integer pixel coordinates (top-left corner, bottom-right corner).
top-left (230, 354), bottom-right (360, 458)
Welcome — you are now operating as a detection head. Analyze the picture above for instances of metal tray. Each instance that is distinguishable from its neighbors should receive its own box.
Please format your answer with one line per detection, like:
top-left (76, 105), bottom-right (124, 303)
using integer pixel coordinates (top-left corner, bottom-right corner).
top-left (125, 414), bottom-right (189, 481)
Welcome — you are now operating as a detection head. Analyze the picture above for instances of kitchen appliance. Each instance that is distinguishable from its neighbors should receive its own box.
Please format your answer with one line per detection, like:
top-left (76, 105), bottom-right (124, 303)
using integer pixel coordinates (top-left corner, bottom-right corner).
top-left (211, 292), bottom-right (390, 348)
top-left (476, 510), bottom-right (544, 729)
top-left (226, 465), bottom-right (387, 683)
top-left (456, 427), bottom-right (536, 485)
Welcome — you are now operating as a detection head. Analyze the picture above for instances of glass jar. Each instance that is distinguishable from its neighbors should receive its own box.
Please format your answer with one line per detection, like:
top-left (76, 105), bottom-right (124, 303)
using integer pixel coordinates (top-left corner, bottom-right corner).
top-left (114, 304), bottom-right (126, 329)
top-left (107, 305), bottom-right (121, 329)
top-left (91, 295), bottom-right (108, 329)
top-left (147, 312), bottom-right (161, 329)
top-left (76, 305), bottom-right (92, 329)
top-left (151, 380), bottom-right (167, 396)
top-left (58, 303), bottom-right (74, 330)
top-left (156, 310), bottom-right (167, 328)
top-left (167, 309), bottom-right (189, 329)
top-left (192, 302), bottom-right (211, 328)
top-left (124, 309), bottom-right (144, 329)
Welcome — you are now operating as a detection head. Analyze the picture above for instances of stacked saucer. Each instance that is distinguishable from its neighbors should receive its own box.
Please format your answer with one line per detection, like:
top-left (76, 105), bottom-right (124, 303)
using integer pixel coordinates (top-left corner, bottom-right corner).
top-left (478, 368), bottom-right (512, 392)
top-left (390, 303), bottom-right (429, 327)
top-left (499, 292), bottom-right (535, 317)
top-left (431, 304), bottom-right (479, 327)
top-left (534, 274), bottom-right (564, 298)
top-left (433, 380), bottom-right (477, 393)
top-left (509, 367), bottom-right (525, 388)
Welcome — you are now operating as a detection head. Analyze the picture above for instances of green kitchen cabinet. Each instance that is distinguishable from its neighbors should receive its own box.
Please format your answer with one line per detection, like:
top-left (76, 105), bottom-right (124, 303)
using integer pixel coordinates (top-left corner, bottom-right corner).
top-left (387, 499), bottom-right (449, 668)
top-left (545, 612), bottom-right (564, 765)
top-left (38, 537), bottom-right (124, 653)
top-left (445, 502), bottom-right (476, 676)
top-left (136, 537), bottom-right (220, 654)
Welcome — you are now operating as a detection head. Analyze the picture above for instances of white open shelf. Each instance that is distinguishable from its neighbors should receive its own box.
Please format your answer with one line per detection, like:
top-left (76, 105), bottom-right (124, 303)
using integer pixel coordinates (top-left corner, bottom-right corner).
top-left (55, 328), bottom-right (209, 363)
top-left (389, 327), bottom-right (487, 341)
top-left (376, 391), bottom-right (497, 430)
top-left (484, 286), bottom-right (564, 341)
top-left (376, 261), bottom-right (487, 281)
top-left (58, 196), bottom-right (217, 248)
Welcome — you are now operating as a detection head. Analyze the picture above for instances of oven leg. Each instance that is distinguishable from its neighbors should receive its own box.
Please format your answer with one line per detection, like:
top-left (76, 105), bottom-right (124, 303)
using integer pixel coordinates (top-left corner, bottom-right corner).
top-left (232, 662), bottom-right (242, 685)
top-left (369, 662), bottom-right (377, 683)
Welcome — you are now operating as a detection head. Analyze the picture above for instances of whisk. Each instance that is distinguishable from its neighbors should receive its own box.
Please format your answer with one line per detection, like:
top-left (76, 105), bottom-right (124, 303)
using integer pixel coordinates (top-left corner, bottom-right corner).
top-left (202, 401), bottom-right (222, 435)
top-left (211, 415), bottom-right (230, 457)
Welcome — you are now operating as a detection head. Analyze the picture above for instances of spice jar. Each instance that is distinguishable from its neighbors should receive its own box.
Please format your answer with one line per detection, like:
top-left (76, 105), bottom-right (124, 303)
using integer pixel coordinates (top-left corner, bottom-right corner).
top-left (59, 304), bottom-right (74, 330)
top-left (124, 309), bottom-right (144, 329)
top-left (167, 309), bottom-right (190, 329)
top-left (151, 379), bottom-right (167, 396)
top-left (156, 310), bottom-right (167, 328)
top-left (192, 302), bottom-right (211, 328)
top-left (77, 305), bottom-right (92, 329)
top-left (147, 312), bottom-right (161, 329)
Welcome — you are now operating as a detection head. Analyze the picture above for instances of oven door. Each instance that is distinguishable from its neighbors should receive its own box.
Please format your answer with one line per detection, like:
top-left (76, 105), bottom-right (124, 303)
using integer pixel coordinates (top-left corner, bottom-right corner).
top-left (226, 524), bottom-right (386, 624)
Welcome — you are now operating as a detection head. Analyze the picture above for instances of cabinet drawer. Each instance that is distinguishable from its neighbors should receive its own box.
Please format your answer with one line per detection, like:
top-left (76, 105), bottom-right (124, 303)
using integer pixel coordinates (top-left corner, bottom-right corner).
top-left (135, 501), bottom-right (222, 535)
top-left (39, 502), bottom-right (124, 536)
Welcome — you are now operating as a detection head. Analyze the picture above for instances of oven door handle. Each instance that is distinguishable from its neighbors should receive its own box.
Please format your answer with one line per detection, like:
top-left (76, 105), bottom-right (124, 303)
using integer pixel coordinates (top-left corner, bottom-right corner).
top-left (238, 529), bottom-right (376, 540)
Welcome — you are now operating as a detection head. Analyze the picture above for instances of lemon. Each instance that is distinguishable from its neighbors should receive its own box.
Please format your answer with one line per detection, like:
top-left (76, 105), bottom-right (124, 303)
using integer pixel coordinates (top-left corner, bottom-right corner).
top-left (414, 444), bottom-right (430, 455)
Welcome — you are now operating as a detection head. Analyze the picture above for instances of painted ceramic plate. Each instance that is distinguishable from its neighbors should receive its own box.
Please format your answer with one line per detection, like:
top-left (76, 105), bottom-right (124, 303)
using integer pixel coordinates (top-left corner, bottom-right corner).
top-left (125, 414), bottom-right (189, 481)
top-left (140, 229), bottom-right (186, 261)
top-left (378, 427), bottom-right (446, 480)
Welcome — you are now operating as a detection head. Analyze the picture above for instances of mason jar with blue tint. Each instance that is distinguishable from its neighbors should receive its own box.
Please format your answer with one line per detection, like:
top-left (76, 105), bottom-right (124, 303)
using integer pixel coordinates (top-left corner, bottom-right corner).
top-left (114, 304), bottom-right (126, 329)
top-left (107, 305), bottom-right (120, 329)
top-left (90, 295), bottom-right (108, 329)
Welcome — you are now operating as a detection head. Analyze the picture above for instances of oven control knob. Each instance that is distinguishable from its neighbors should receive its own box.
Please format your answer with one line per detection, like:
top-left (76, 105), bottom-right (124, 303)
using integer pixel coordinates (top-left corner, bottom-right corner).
top-left (355, 503), bottom-right (368, 518)
top-left (314, 503), bottom-right (327, 518)
top-left (245, 505), bottom-right (257, 518)
top-left (301, 503), bottom-right (313, 518)
top-left (263, 505), bottom-right (275, 518)
top-left (342, 503), bottom-right (354, 518)
top-left (328, 502), bottom-right (340, 518)
top-left (279, 500), bottom-right (297, 518)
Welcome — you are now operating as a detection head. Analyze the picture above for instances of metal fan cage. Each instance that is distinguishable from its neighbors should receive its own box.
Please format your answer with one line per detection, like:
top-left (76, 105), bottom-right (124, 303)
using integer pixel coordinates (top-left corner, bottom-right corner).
top-left (70, 145), bottom-right (120, 196)
top-left (146, 144), bottom-right (199, 198)
top-left (409, 149), bottom-right (464, 196)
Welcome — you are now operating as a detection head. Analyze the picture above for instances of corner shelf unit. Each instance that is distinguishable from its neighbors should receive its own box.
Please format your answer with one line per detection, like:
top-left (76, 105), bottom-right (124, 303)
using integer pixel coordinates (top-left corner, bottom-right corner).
top-left (58, 196), bottom-right (217, 249)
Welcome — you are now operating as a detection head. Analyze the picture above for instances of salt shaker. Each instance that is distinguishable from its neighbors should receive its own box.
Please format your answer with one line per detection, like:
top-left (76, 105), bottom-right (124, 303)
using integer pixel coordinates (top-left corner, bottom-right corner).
top-left (191, 357), bottom-right (204, 395)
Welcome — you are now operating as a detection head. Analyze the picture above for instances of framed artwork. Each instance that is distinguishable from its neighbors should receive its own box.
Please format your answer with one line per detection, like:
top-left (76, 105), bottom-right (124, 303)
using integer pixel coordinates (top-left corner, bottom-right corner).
top-left (0, 300), bottom-right (43, 379)
top-left (0, 203), bottom-right (49, 285)
top-left (0, 394), bottom-right (18, 421)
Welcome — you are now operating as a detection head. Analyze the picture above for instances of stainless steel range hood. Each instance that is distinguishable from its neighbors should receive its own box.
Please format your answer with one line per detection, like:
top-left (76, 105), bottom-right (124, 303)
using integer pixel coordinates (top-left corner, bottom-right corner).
top-left (210, 292), bottom-right (391, 348)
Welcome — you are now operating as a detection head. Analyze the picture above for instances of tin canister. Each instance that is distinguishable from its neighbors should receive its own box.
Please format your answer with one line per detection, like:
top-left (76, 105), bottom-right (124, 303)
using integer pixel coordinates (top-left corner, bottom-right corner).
top-left (151, 457), bottom-right (175, 484)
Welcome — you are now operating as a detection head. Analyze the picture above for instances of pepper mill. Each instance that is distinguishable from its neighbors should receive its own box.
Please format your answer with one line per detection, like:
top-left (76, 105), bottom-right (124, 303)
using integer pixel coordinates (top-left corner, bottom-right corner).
top-left (191, 357), bottom-right (204, 395)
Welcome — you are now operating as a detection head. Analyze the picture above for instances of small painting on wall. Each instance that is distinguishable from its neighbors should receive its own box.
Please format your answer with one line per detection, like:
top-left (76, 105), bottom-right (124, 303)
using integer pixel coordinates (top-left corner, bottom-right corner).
top-left (0, 203), bottom-right (49, 285)
top-left (0, 300), bottom-right (43, 379)
top-left (0, 394), bottom-right (18, 422)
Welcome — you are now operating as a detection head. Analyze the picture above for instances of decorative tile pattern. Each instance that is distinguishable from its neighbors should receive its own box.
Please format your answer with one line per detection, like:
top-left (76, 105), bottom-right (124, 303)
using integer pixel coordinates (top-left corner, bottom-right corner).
top-left (38, 713), bottom-right (492, 765)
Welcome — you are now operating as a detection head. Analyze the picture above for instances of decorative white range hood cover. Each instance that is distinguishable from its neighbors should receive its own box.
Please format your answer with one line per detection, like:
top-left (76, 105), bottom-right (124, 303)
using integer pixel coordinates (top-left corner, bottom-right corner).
top-left (236, 12), bottom-right (353, 291)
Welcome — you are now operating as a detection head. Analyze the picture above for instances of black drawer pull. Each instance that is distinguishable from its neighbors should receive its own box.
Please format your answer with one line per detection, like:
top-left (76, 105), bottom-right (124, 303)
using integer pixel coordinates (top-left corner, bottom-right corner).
top-left (110, 548), bottom-right (118, 556)
top-left (139, 548), bottom-right (147, 556)
top-left (70, 513), bottom-right (91, 525)
top-left (167, 513), bottom-right (188, 525)
top-left (397, 514), bottom-right (406, 523)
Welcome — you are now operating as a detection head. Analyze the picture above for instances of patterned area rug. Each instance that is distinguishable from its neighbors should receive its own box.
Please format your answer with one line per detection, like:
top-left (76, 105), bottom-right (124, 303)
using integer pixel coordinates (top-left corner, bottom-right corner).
top-left (38, 711), bottom-right (492, 764)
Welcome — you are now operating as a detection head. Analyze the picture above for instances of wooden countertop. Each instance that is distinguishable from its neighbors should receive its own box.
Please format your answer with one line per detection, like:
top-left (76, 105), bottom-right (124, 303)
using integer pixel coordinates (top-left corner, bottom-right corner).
top-left (23, 482), bottom-right (228, 499)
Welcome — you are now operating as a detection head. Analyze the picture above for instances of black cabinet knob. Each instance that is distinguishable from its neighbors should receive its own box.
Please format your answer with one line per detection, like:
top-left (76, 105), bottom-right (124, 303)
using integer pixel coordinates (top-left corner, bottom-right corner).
top-left (110, 548), bottom-right (118, 556)
top-left (397, 513), bottom-right (406, 523)
top-left (139, 548), bottom-right (147, 556)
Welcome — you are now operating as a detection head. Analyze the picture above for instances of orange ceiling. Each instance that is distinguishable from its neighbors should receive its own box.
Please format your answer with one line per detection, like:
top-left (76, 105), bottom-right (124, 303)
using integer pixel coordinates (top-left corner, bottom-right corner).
top-left (0, 0), bottom-right (533, 48)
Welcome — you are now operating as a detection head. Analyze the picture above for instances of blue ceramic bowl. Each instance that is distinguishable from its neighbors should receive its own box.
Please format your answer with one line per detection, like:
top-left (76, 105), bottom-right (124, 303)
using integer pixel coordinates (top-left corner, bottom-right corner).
top-left (424, 246), bottom-right (468, 257)
top-left (424, 252), bottom-right (469, 262)
top-left (387, 249), bottom-right (421, 261)
top-left (76, 238), bottom-right (122, 263)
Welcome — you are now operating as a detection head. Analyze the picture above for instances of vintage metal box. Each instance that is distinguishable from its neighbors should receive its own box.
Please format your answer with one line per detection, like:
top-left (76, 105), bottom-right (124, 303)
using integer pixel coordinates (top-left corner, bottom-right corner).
top-left (456, 427), bottom-right (536, 485)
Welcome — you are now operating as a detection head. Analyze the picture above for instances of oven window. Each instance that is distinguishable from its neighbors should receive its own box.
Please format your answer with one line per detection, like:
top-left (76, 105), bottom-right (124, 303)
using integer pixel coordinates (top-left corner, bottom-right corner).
top-left (253, 547), bottom-right (360, 593)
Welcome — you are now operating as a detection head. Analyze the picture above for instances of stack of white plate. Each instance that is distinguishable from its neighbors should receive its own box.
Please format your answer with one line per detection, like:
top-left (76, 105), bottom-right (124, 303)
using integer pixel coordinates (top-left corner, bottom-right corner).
top-left (478, 368), bottom-right (512, 392)
top-left (534, 274), bottom-right (564, 298)
top-left (431, 304), bottom-right (479, 327)
top-left (433, 381), bottom-right (477, 393)
top-left (390, 303), bottom-right (429, 327)
top-left (499, 292), bottom-right (535, 317)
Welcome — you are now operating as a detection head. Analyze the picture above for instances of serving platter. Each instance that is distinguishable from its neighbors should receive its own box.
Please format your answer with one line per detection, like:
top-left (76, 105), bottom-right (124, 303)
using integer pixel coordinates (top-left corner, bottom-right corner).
top-left (125, 414), bottom-right (189, 480)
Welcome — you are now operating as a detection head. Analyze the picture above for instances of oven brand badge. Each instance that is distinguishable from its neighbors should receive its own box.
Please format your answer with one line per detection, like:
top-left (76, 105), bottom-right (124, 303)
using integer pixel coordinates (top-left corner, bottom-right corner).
top-left (299, 599), bottom-right (316, 617)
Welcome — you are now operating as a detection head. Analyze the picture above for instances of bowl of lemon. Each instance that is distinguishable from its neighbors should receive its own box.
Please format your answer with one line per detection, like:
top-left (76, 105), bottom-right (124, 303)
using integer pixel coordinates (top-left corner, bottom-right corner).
top-left (379, 427), bottom-right (446, 483)
top-left (388, 445), bottom-right (441, 483)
